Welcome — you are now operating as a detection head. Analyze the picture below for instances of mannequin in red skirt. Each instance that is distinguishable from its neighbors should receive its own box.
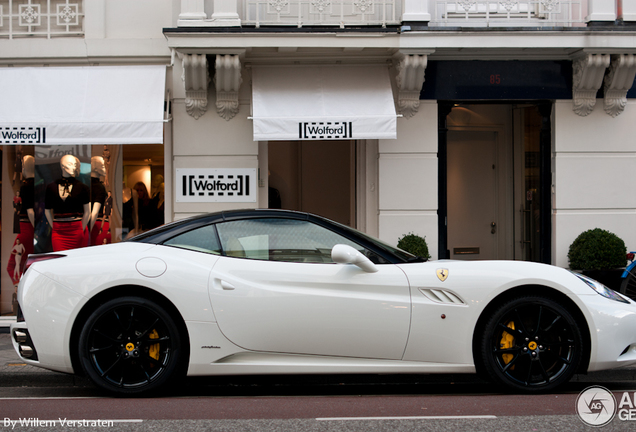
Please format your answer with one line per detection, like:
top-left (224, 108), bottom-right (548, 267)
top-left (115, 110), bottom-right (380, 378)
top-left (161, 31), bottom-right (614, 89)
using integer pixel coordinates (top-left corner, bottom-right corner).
top-left (44, 155), bottom-right (90, 252)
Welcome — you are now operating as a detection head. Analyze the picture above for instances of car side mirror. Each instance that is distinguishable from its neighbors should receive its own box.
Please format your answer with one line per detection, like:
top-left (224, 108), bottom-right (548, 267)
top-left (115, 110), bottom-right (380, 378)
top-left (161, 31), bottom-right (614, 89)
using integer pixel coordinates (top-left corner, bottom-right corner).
top-left (331, 244), bottom-right (378, 273)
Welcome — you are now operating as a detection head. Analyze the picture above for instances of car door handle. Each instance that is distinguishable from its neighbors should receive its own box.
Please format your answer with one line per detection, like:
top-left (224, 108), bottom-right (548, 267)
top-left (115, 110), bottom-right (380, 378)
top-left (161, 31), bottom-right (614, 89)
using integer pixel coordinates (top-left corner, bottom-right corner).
top-left (220, 280), bottom-right (235, 290)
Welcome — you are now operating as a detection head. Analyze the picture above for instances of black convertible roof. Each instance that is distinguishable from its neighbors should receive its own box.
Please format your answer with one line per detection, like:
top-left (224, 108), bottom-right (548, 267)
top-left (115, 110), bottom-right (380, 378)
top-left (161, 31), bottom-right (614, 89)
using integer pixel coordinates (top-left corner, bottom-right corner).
top-left (129, 209), bottom-right (316, 245)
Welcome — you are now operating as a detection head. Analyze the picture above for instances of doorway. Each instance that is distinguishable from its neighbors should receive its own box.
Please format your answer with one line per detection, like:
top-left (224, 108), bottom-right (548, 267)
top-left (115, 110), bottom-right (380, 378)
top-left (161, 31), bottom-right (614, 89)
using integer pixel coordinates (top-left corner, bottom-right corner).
top-left (268, 141), bottom-right (355, 227)
top-left (441, 103), bottom-right (551, 263)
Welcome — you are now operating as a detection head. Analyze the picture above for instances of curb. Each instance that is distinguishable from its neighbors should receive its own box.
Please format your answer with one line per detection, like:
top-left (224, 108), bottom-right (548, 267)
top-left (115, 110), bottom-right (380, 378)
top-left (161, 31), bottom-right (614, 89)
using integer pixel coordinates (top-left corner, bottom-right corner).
top-left (0, 316), bottom-right (16, 334)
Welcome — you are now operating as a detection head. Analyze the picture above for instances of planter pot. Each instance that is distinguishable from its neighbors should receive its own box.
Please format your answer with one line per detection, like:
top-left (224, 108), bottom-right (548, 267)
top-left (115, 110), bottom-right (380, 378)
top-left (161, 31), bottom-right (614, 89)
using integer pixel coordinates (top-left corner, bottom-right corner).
top-left (581, 269), bottom-right (625, 292)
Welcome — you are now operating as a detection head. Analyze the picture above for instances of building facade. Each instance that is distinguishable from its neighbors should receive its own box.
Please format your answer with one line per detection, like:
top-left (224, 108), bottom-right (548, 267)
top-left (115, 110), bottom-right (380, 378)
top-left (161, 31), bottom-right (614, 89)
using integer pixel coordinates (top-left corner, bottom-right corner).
top-left (1, 0), bottom-right (635, 314)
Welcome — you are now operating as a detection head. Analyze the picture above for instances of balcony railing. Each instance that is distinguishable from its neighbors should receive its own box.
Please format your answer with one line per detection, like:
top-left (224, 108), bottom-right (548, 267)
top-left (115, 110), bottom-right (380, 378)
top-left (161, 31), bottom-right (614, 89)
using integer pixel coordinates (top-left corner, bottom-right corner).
top-left (0, 0), bottom-right (84, 39)
top-left (431, 1), bottom-right (585, 27)
top-left (242, 0), bottom-right (401, 27)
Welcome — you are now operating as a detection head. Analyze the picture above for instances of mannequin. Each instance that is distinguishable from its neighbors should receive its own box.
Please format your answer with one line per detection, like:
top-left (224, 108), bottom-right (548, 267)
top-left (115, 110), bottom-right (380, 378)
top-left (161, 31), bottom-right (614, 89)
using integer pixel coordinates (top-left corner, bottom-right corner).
top-left (45, 155), bottom-right (90, 251)
top-left (22, 155), bottom-right (35, 228)
top-left (19, 155), bottom-right (35, 247)
top-left (12, 146), bottom-right (23, 185)
top-left (89, 156), bottom-right (108, 245)
top-left (6, 155), bottom-right (35, 289)
top-left (102, 146), bottom-right (111, 187)
top-left (151, 174), bottom-right (164, 199)
top-left (96, 191), bottom-right (113, 245)
top-left (74, 156), bottom-right (81, 177)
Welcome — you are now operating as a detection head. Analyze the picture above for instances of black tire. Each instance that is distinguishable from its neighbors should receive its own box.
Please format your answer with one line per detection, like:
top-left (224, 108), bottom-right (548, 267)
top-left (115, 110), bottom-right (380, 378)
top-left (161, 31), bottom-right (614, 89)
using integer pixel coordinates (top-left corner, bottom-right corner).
top-left (619, 267), bottom-right (636, 301)
top-left (479, 295), bottom-right (584, 393)
top-left (78, 296), bottom-right (183, 395)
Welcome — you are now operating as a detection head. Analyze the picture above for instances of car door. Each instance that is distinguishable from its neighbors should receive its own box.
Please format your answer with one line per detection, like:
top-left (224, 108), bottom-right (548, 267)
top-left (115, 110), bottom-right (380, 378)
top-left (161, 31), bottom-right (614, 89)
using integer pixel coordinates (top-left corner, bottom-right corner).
top-left (208, 217), bottom-right (411, 360)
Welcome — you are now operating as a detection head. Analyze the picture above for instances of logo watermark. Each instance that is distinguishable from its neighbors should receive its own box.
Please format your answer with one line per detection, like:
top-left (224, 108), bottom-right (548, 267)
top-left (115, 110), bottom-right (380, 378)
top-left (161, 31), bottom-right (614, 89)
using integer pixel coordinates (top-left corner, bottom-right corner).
top-left (576, 386), bottom-right (636, 427)
top-left (2, 418), bottom-right (143, 429)
top-left (576, 386), bottom-right (616, 427)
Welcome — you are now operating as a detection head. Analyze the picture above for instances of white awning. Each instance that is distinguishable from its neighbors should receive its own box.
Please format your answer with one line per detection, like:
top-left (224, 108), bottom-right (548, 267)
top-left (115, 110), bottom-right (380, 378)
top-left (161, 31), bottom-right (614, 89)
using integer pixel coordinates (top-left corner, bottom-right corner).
top-left (0, 65), bottom-right (166, 145)
top-left (252, 65), bottom-right (397, 141)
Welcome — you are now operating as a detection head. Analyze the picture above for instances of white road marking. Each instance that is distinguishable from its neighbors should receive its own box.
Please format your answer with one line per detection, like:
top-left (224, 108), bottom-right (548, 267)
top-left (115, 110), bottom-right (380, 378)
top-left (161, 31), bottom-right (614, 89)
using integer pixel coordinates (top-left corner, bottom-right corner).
top-left (316, 415), bottom-right (497, 421)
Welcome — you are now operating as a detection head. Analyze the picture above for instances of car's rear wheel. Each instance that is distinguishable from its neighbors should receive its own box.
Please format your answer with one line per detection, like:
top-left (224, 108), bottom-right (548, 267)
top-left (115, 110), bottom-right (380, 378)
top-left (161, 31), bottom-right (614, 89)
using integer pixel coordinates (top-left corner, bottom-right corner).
top-left (78, 296), bottom-right (183, 395)
top-left (479, 295), bottom-right (583, 393)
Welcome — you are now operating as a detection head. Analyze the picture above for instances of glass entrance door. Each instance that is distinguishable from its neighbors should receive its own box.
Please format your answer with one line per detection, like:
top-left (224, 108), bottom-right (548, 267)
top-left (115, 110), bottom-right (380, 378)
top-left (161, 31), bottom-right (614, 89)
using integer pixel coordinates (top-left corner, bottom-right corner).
top-left (514, 105), bottom-right (548, 263)
top-left (440, 102), bottom-right (552, 263)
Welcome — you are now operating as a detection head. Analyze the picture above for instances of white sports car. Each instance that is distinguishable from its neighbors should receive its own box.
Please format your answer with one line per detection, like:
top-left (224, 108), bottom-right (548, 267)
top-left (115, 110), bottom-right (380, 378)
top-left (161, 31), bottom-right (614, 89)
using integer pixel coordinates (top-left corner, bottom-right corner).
top-left (11, 209), bottom-right (636, 395)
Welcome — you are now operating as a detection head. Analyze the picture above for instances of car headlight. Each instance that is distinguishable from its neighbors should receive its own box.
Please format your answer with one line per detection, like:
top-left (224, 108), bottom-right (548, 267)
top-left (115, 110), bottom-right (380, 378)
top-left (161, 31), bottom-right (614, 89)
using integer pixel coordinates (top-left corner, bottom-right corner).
top-left (573, 272), bottom-right (630, 303)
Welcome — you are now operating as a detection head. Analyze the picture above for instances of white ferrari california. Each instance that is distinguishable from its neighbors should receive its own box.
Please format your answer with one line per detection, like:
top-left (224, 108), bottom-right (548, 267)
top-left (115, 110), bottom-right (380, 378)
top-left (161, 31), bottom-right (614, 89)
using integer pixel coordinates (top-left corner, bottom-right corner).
top-left (10, 209), bottom-right (636, 395)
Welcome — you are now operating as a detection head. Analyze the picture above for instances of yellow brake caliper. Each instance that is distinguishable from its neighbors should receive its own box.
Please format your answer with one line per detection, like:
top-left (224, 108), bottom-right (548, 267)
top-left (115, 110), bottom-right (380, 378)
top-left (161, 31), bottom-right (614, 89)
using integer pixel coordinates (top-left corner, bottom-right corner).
top-left (500, 321), bottom-right (515, 368)
top-left (149, 329), bottom-right (160, 361)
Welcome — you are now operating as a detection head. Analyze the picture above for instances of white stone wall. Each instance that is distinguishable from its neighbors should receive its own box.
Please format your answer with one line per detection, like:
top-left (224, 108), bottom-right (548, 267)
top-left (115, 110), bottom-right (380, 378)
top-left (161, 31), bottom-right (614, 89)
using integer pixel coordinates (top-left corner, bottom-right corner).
top-left (553, 99), bottom-right (636, 268)
top-left (378, 100), bottom-right (438, 258)
top-left (170, 60), bottom-right (261, 220)
top-left (0, 0), bottom-right (174, 60)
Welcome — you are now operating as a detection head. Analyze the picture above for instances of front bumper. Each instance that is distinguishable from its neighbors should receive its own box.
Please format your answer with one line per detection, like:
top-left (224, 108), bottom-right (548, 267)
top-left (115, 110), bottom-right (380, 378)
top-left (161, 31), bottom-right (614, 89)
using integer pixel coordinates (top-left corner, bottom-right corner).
top-left (583, 293), bottom-right (636, 372)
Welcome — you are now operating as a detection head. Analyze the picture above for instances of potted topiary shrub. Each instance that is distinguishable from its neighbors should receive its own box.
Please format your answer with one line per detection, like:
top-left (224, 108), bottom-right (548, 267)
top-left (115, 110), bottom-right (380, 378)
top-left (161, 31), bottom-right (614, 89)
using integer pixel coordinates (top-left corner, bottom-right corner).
top-left (568, 228), bottom-right (627, 291)
top-left (397, 232), bottom-right (431, 260)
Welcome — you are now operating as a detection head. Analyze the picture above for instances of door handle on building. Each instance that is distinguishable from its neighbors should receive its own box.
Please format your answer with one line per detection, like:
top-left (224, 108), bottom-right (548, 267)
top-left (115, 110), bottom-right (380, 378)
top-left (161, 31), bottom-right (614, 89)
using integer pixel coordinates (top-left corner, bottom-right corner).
top-left (491, 222), bottom-right (497, 234)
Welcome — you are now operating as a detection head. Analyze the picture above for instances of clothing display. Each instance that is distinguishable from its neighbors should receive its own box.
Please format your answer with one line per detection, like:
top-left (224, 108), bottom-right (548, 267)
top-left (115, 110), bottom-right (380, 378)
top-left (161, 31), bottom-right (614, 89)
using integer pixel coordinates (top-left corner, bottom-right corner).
top-left (19, 178), bottom-right (34, 222)
top-left (45, 177), bottom-right (90, 252)
top-left (52, 220), bottom-right (85, 251)
top-left (6, 178), bottom-right (35, 284)
top-left (90, 177), bottom-right (108, 245)
top-left (45, 177), bottom-right (90, 219)
top-left (91, 177), bottom-right (107, 218)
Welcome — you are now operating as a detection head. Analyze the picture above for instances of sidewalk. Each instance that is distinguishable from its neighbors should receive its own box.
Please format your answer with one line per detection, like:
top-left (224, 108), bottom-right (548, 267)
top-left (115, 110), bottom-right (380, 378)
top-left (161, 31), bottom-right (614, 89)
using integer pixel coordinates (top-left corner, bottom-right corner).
top-left (0, 333), bottom-right (92, 388)
top-left (0, 315), bottom-right (16, 333)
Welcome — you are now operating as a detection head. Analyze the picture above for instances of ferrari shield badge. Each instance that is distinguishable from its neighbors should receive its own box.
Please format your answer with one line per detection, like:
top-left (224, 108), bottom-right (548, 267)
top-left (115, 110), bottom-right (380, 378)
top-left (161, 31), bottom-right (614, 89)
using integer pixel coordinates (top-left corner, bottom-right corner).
top-left (436, 268), bottom-right (449, 282)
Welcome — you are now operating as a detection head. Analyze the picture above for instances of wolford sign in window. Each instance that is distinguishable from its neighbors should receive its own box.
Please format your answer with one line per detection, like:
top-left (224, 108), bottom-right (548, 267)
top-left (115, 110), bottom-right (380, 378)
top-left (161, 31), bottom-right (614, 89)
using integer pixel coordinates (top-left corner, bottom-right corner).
top-left (176, 169), bottom-right (257, 203)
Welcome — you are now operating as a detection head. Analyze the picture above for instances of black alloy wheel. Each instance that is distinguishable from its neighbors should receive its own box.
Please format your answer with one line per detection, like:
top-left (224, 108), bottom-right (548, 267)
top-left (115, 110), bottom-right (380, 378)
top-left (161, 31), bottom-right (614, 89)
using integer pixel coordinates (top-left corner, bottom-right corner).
top-left (78, 296), bottom-right (183, 395)
top-left (480, 295), bottom-right (584, 393)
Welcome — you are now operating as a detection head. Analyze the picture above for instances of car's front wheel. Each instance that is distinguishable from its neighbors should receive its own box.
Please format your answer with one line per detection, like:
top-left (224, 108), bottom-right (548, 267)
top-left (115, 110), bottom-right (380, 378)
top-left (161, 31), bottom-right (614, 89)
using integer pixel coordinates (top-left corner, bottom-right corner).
top-left (78, 296), bottom-right (184, 395)
top-left (479, 295), bottom-right (584, 393)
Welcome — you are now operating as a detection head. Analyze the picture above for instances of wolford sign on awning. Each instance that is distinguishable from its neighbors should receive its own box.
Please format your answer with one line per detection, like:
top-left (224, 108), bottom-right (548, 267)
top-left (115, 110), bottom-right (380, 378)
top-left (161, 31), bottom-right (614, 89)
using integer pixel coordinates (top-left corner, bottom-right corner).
top-left (251, 65), bottom-right (397, 141)
top-left (0, 65), bottom-right (166, 145)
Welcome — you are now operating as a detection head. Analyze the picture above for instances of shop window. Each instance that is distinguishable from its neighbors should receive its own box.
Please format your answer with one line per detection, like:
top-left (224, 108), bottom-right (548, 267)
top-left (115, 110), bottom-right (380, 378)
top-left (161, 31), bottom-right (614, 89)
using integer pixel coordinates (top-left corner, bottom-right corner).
top-left (1, 144), bottom-right (164, 315)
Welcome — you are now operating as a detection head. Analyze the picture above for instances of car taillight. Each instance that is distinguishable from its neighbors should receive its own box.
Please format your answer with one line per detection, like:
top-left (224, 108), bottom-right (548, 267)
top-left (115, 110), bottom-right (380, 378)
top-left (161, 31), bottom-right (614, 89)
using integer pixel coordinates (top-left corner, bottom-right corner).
top-left (23, 253), bottom-right (66, 275)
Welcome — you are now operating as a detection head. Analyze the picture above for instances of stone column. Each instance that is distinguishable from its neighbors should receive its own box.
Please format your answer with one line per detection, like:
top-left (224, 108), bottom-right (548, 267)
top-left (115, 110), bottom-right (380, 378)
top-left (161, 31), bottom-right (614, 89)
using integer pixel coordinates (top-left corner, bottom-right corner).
top-left (84, 0), bottom-right (105, 39)
top-left (618, 0), bottom-right (636, 22)
top-left (179, 0), bottom-right (207, 26)
top-left (586, 0), bottom-right (617, 24)
top-left (210, 0), bottom-right (241, 26)
top-left (402, 0), bottom-right (431, 24)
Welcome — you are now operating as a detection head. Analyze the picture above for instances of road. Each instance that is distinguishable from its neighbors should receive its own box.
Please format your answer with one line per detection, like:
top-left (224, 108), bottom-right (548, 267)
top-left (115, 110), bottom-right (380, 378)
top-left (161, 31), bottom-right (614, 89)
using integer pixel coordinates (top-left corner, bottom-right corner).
top-left (2, 333), bottom-right (636, 431)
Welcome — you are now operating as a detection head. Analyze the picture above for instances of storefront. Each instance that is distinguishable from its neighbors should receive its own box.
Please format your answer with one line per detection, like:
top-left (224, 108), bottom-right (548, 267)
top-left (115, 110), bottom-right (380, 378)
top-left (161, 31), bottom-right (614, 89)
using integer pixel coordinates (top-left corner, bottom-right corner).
top-left (0, 65), bottom-right (167, 315)
top-left (3, 17), bottom-right (635, 316)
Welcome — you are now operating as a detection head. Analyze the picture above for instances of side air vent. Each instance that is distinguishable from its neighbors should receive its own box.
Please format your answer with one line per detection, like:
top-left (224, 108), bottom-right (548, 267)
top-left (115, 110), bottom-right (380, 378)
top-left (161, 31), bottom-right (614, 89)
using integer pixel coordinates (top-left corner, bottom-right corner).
top-left (418, 288), bottom-right (466, 305)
